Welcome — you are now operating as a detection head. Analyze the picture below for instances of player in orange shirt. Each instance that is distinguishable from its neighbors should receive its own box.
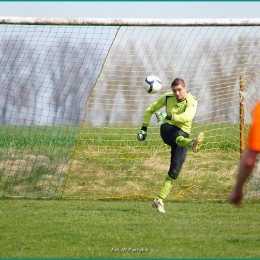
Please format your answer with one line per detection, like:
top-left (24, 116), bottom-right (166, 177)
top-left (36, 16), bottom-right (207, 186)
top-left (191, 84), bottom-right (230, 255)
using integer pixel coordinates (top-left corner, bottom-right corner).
top-left (228, 100), bottom-right (260, 206)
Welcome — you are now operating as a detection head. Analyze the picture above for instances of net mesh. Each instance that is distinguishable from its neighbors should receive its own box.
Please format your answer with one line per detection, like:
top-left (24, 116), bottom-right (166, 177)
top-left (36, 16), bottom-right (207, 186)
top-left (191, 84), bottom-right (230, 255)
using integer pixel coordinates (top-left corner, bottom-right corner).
top-left (0, 22), bottom-right (259, 201)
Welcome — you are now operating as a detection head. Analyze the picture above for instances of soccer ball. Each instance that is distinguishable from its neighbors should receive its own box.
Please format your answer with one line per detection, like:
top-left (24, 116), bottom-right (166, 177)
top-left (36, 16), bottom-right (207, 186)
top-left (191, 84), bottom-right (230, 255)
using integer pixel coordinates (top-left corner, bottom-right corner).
top-left (143, 75), bottom-right (162, 94)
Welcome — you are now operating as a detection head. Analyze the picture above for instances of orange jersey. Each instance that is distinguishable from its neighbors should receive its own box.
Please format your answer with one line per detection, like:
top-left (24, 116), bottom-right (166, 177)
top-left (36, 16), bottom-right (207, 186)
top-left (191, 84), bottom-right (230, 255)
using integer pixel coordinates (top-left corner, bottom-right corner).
top-left (248, 100), bottom-right (260, 151)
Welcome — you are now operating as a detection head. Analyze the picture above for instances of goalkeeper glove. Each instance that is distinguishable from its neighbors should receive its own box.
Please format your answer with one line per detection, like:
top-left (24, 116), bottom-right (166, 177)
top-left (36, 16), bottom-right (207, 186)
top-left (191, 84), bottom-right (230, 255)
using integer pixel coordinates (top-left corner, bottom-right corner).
top-left (137, 126), bottom-right (147, 141)
top-left (155, 112), bottom-right (167, 122)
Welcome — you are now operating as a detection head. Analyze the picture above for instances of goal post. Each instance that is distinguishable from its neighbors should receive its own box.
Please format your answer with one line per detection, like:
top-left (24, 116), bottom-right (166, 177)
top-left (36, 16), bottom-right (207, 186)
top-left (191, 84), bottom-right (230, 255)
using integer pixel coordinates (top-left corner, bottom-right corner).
top-left (0, 17), bottom-right (259, 201)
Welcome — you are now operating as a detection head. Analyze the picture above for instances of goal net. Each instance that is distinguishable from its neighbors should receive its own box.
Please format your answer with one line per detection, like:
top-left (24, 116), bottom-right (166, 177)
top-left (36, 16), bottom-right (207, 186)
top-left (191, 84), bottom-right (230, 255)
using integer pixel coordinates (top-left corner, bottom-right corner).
top-left (0, 17), bottom-right (260, 201)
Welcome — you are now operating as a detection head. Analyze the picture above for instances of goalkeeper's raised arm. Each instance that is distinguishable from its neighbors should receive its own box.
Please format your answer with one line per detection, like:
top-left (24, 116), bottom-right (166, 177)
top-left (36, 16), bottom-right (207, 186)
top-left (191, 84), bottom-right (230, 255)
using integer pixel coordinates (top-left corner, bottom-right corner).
top-left (137, 95), bottom-right (165, 141)
top-left (137, 78), bottom-right (204, 213)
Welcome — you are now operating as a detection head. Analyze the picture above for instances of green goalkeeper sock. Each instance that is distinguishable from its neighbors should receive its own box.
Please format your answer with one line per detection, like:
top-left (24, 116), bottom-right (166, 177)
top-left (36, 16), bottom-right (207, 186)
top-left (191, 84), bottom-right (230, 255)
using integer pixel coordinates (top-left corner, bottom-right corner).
top-left (176, 135), bottom-right (193, 148)
top-left (158, 175), bottom-right (175, 200)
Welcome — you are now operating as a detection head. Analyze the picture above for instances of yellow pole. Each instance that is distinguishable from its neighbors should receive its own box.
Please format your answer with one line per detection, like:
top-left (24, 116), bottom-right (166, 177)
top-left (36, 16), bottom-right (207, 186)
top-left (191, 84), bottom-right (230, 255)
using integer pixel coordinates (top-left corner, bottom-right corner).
top-left (239, 76), bottom-right (245, 158)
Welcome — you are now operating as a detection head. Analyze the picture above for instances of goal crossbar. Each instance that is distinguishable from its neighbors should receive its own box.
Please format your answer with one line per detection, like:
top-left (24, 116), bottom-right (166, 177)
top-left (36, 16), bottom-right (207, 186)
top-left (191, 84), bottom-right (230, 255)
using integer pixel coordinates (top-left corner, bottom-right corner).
top-left (1, 17), bottom-right (260, 26)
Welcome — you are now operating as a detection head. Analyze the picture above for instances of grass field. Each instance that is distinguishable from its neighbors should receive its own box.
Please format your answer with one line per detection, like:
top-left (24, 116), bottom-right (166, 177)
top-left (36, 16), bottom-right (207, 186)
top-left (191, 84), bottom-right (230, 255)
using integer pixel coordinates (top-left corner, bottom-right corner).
top-left (0, 124), bottom-right (250, 201)
top-left (0, 124), bottom-right (259, 258)
top-left (1, 199), bottom-right (260, 258)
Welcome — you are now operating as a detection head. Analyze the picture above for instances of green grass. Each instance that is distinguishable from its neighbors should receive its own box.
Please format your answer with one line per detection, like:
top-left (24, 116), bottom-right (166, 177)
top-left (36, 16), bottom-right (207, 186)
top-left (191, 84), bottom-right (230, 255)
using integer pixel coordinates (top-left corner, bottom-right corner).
top-left (0, 124), bottom-right (259, 258)
top-left (0, 200), bottom-right (260, 258)
top-left (0, 125), bottom-right (81, 148)
top-left (0, 123), bottom-right (249, 151)
top-left (0, 124), bottom-right (257, 201)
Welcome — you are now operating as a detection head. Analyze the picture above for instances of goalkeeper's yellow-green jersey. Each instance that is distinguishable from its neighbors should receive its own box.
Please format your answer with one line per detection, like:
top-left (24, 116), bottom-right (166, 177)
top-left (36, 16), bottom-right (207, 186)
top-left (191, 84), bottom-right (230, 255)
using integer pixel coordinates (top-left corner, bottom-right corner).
top-left (142, 91), bottom-right (198, 134)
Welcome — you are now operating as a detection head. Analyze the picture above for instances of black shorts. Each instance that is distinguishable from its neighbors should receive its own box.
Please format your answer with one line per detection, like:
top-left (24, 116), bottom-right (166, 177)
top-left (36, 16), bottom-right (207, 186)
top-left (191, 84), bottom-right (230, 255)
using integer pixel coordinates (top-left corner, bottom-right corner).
top-left (160, 123), bottom-right (189, 179)
top-left (160, 123), bottom-right (189, 146)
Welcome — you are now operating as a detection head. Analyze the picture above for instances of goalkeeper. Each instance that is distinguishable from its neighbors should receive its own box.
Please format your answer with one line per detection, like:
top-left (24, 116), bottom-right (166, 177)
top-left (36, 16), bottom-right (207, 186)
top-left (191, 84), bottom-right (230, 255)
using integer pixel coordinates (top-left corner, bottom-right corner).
top-left (137, 78), bottom-right (204, 213)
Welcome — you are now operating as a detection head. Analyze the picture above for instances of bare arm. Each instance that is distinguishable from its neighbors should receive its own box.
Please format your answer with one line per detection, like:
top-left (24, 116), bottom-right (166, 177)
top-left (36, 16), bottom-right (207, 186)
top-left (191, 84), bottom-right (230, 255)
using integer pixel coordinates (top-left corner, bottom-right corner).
top-left (228, 149), bottom-right (258, 206)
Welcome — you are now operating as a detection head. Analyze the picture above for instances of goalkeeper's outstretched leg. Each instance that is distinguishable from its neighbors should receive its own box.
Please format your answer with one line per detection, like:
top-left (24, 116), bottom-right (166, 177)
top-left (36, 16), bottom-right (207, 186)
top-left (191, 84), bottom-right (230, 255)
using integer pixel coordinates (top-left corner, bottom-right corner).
top-left (176, 132), bottom-right (204, 153)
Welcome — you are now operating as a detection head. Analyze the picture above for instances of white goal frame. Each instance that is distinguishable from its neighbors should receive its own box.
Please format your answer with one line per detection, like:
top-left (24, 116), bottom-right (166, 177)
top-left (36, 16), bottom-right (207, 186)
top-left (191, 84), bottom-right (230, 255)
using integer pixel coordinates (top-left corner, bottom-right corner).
top-left (1, 17), bottom-right (260, 26)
